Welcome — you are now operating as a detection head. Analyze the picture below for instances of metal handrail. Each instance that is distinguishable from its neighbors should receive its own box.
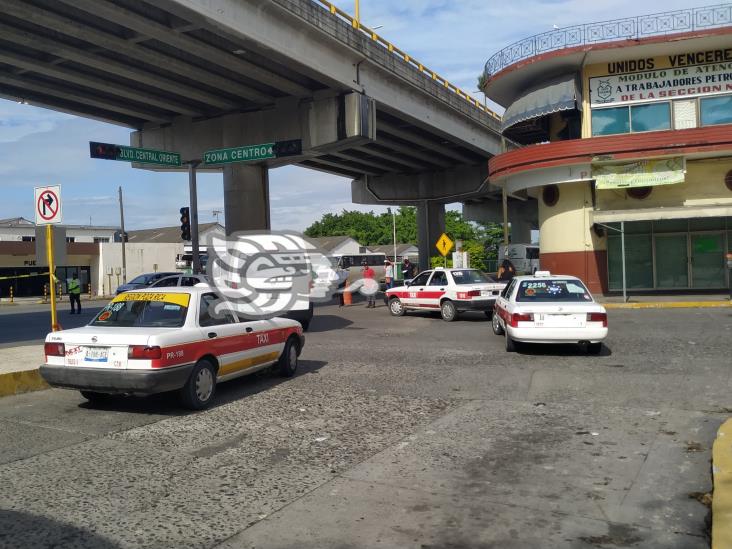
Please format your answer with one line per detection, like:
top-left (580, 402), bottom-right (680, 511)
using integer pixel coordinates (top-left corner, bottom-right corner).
top-left (484, 3), bottom-right (732, 80)
top-left (311, 0), bottom-right (501, 120)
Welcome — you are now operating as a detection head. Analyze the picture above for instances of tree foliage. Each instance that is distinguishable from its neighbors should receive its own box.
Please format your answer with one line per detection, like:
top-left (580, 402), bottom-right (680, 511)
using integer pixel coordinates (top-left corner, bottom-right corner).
top-left (304, 206), bottom-right (503, 271)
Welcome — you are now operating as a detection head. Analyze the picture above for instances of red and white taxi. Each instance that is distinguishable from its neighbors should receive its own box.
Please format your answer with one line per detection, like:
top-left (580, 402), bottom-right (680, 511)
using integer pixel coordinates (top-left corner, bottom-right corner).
top-left (40, 286), bottom-right (305, 409)
top-left (386, 268), bottom-right (506, 321)
top-left (492, 272), bottom-right (608, 353)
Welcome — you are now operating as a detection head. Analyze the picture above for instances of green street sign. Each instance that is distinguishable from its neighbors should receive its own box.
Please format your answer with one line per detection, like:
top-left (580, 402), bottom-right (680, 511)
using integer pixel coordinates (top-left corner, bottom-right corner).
top-left (203, 139), bottom-right (302, 166)
top-left (203, 144), bottom-right (274, 165)
top-left (89, 142), bottom-right (181, 167)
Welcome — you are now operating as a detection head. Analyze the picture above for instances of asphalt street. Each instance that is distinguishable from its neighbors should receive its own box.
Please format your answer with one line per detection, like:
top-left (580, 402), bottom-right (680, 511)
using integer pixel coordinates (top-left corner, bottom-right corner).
top-left (0, 302), bottom-right (730, 548)
top-left (0, 303), bottom-right (104, 347)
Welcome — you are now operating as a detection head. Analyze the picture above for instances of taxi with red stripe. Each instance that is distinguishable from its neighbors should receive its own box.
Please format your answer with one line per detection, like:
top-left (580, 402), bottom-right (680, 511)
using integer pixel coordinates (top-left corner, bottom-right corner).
top-left (492, 271), bottom-right (608, 353)
top-left (40, 286), bottom-right (305, 409)
top-left (386, 268), bottom-right (506, 321)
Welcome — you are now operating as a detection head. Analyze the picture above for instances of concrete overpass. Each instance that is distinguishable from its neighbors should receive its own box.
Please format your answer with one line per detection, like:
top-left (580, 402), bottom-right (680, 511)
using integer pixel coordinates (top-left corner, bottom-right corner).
top-left (0, 0), bottom-right (535, 267)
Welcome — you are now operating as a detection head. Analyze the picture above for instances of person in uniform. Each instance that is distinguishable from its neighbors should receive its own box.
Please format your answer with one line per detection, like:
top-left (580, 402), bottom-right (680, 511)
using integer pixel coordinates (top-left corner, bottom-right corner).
top-left (68, 272), bottom-right (82, 314)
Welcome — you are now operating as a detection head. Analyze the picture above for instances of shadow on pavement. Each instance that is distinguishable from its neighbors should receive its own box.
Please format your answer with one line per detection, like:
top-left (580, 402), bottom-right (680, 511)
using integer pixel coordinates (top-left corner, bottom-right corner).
top-left (77, 359), bottom-right (328, 415)
top-left (307, 314), bottom-right (353, 332)
top-left (516, 342), bottom-right (613, 357)
top-left (0, 509), bottom-right (121, 549)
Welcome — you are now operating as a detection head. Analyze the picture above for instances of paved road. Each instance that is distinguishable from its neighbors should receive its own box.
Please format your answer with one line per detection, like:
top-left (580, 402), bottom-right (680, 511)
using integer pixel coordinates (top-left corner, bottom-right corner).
top-left (0, 303), bottom-right (730, 548)
top-left (0, 303), bottom-right (104, 347)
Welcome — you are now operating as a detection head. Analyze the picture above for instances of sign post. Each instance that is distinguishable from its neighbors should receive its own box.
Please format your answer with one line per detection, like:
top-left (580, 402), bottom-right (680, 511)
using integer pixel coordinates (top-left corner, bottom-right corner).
top-left (34, 185), bottom-right (62, 331)
top-left (187, 161), bottom-right (202, 275)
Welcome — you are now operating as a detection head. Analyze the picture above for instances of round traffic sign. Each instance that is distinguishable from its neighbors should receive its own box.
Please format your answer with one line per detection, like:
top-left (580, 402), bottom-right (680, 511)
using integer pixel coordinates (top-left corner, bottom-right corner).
top-left (37, 189), bottom-right (59, 221)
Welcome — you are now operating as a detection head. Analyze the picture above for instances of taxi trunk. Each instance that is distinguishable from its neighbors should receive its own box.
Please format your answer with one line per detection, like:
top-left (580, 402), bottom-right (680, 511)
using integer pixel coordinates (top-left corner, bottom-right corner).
top-left (45, 327), bottom-right (156, 370)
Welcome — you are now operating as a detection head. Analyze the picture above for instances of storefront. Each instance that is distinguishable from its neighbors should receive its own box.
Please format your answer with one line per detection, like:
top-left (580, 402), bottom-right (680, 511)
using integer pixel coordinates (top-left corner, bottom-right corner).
top-left (482, 18), bottom-right (732, 294)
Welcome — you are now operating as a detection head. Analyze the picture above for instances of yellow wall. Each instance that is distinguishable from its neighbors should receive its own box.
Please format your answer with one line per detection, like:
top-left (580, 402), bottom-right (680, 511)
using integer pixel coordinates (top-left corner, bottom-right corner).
top-left (596, 158), bottom-right (732, 211)
top-left (539, 182), bottom-right (607, 254)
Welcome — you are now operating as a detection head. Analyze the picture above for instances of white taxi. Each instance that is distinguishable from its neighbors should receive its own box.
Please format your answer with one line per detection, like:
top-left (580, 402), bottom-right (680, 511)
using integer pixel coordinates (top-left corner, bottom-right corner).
top-left (492, 272), bottom-right (608, 353)
top-left (386, 268), bottom-right (506, 321)
top-left (40, 286), bottom-right (305, 409)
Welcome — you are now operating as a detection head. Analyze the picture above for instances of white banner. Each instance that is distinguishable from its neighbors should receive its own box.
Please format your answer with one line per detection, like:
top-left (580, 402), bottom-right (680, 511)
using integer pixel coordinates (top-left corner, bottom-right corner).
top-left (590, 62), bottom-right (732, 107)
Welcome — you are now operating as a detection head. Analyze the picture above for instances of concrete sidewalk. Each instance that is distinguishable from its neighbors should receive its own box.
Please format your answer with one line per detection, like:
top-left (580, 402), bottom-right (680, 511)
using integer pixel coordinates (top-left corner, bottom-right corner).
top-left (0, 345), bottom-right (47, 397)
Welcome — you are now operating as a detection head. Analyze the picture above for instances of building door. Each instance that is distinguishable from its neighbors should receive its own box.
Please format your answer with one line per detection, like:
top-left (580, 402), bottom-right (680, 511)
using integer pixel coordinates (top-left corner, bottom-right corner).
top-left (654, 234), bottom-right (688, 289)
top-left (691, 233), bottom-right (726, 288)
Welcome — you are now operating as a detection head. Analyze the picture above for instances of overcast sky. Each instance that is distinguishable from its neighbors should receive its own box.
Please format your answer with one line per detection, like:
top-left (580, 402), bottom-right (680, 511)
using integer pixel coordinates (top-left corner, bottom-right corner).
top-left (0, 0), bottom-right (714, 231)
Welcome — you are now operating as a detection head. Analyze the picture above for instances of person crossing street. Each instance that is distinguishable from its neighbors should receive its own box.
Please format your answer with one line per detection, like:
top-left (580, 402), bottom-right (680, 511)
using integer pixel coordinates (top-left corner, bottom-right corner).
top-left (68, 272), bottom-right (82, 314)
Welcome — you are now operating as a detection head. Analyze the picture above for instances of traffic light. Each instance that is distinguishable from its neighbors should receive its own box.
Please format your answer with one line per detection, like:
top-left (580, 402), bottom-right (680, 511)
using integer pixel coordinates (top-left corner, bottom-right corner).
top-left (272, 139), bottom-right (302, 158)
top-left (180, 207), bottom-right (191, 241)
top-left (89, 141), bottom-right (120, 160)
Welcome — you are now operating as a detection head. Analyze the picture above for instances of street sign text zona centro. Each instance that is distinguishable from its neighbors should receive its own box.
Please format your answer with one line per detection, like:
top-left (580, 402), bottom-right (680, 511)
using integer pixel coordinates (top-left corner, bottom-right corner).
top-left (203, 144), bottom-right (274, 165)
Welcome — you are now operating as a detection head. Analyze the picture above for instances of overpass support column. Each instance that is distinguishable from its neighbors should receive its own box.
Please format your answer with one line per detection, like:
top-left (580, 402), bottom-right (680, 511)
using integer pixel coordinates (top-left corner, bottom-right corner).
top-left (416, 202), bottom-right (445, 272)
top-left (223, 164), bottom-right (270, 235)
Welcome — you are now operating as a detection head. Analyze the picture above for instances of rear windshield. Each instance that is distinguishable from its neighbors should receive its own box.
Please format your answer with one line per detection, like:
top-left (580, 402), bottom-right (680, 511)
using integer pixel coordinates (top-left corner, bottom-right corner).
top-left (91, 293), bottom-right (190, 327)
top-left (516, 280), bottom-right (593, 302)
top-left (450, 270), bottom-right (494, 284)
top-left (129, 274), bottom-right (152, 285)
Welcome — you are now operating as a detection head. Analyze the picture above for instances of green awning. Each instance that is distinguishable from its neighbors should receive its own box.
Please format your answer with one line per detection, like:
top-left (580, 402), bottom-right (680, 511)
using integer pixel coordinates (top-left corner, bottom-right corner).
top-left (502, 75), bottom-right (580, 131)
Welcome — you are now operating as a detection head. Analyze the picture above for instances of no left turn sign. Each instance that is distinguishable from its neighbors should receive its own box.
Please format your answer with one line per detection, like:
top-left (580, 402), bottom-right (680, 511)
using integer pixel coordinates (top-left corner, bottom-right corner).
top-left (34, 185), bottom-right (62, 225)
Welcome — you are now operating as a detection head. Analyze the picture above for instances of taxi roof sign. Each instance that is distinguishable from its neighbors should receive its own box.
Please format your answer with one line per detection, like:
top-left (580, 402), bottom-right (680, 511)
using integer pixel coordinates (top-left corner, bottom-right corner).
top-left (435, 233), bottom-right (454, 257)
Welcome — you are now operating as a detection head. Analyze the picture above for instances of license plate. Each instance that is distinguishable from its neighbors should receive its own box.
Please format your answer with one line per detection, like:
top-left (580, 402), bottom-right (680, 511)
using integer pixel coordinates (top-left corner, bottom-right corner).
top-left (84, 347), bottom-right (109, 362)
top-left (535, 314), bottom-right (585, 328)
top-left (481, 290), bottom-right (494, 296)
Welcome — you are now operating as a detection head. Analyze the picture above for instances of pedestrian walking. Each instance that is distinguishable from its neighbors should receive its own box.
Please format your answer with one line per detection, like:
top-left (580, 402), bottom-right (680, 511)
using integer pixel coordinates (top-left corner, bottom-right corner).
top-left (362, 260), bottom-right (376, 308)
top-left (384, 259), bottom-right (394, 289)
top-left (68, 272), bottom-right (82, 314)
top-left (497, 259), bottom-right (517, 282)
top-left (402, 258), bottom-right (416, 281)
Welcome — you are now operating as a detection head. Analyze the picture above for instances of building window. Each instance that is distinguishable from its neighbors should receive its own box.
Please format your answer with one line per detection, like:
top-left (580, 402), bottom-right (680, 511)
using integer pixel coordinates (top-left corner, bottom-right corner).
top-left (66, 237), bottom-right (75, 243)
top-left (93, 237), bottom-right (110, 243)
top-left (591, 106), bottom-right (629, 136)
top-left (21, 236), bottom-right (35, 242)
top-left (700, 95), bottom-right (732, 126)
top-left (542, 184), bottom-right (560, 207)
top-left (631, 103), bottom-right (671, 132)
top-left (626, 187), bottom-right (652, 200)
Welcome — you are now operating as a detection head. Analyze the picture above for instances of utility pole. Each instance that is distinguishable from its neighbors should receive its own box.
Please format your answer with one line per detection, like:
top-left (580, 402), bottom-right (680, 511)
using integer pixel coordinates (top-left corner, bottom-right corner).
top-left (188, 161), bottom-right (202, 275)
top-left (118, 186), bottom-right (127, 283)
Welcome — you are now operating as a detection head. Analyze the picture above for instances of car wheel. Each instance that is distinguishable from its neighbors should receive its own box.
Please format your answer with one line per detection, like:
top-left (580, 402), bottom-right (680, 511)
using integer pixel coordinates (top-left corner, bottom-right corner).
top-left (278, 337), bottom-right (299, 377)
top-left (440, 300), bottom-right (457, 322)
top-left (389, 297), bottom-right (405, 317)
top-left (505, 333), bottom-right (517, 352)
top-left (179, 359), bottom-right (217, 410)
top-left (492, 312), bottom-right (504, 335)
top-left (80, 390), bottom-right (112, 403)
top-left (587, 342), bottom-right (603, 355)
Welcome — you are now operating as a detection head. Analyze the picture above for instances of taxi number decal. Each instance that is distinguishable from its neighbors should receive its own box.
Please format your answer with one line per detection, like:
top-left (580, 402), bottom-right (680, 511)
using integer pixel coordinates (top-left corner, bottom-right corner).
top-left (166, 350), bottom-right (185, 360)
top-left (112, 292), bottom-right (190, 307)
top-left (409, 292), bottom-right (417, 298)
top-left (256, 333), bottom-right (269, 345)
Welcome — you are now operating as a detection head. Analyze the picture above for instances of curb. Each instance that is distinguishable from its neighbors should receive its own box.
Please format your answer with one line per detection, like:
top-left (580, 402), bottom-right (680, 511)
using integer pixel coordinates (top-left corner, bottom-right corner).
top-left (713, 418), bottom-right (732, 549)
top-left (604, 301), bottom-right (731, 310)
top-left (0, 368), bottom-right (49, 398)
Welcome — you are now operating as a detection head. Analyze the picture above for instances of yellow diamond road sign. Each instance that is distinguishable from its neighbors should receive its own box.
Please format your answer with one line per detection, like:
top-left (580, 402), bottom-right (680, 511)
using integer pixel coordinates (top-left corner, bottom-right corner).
top-left (435, 233), bottom-right (454, 257)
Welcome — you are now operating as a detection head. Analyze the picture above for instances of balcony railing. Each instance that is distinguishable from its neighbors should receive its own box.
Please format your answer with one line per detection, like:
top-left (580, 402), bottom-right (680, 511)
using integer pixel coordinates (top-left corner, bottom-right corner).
top-left (484, 3), bottom-right (732, 80)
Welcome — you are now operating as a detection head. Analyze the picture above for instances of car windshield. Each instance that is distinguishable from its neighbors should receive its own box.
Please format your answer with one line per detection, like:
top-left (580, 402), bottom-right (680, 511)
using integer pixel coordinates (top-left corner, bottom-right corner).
top-left (516, 279), bottom-right (593, 302)
top-left (91, 292), bottom-right (190, 327)
top-left (128, 274), bottom-right (152, 285)
top-left (450, 270), bottom-right (494, 284)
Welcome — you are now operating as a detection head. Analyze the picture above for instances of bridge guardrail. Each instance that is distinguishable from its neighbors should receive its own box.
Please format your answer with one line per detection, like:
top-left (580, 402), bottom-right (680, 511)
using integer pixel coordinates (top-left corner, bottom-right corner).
top-left (312, 0), bottom-right (501, 121)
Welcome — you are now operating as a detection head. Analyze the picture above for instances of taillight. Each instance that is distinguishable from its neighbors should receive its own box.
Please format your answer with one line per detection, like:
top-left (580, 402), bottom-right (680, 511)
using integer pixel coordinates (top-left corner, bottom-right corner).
top-left (457, 290), bottom-right (481, 299)
top-left (128, 345), bottom-right (162, 360)
top-left (587, 312), bottom-right (608, 327)
top-left (467, 290), bottom-right (480, 297)
top-left (44, 342), bottom-right (65, 357)
top-left (510, 313), bottom-right (533, 327)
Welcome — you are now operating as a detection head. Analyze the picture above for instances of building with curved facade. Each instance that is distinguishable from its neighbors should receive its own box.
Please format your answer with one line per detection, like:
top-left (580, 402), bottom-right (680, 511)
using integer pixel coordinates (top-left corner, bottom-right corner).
top-left (480, 4), bottom-right (732, 294)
